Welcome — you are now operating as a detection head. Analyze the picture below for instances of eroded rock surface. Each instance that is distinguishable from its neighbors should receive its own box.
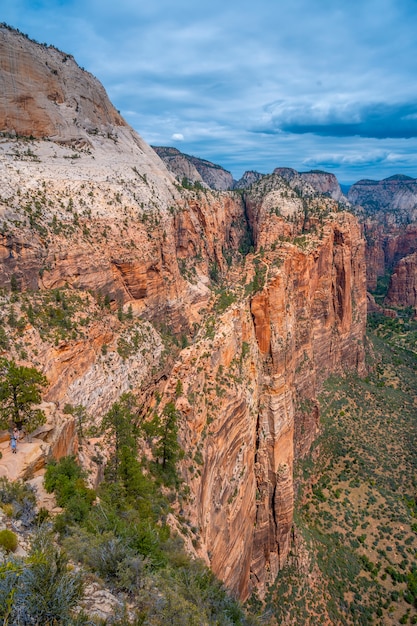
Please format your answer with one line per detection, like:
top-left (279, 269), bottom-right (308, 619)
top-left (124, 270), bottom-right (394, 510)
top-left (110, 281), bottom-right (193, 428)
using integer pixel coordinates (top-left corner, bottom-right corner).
top-left (0, 25), bottom-right (367, 602)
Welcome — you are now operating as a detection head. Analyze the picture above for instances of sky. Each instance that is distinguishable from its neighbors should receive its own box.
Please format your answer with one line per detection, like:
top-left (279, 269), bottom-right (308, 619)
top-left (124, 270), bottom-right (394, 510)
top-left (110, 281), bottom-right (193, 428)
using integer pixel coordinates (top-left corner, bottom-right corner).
top-left (2, 0), bottom-right (417, 184)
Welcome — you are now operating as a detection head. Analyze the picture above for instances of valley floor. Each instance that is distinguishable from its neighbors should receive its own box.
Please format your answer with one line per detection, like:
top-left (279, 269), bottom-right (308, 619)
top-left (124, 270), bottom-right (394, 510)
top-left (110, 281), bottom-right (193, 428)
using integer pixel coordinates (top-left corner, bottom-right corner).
top-left (261, 314), bottom-right (417, 625)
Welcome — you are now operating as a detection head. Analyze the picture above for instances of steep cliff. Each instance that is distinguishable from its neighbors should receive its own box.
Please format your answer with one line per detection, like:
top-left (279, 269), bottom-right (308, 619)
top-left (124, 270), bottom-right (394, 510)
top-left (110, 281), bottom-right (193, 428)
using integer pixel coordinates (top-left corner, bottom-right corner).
top-left (274, 167), bottom-right (347, 202)
top-left (0, 24), bottom-right (126, 144)
top-left (0, 25), bottom-right (367, 603)
top-left (152, 145), bottom-right (235, 190)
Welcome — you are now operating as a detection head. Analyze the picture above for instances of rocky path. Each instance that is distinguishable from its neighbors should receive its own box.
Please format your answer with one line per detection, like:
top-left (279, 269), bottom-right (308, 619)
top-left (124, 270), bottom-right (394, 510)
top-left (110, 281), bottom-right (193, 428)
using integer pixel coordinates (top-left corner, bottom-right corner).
top-left (0, 437), bottom-right (46, 481)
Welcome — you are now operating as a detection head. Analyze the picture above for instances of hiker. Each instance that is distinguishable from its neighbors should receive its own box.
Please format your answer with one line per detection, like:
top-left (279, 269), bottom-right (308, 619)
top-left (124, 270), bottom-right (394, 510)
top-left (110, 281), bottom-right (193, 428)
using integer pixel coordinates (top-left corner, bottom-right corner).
top-left (13, 427), bottom-right (19, 442)
top-left (10, 433), bottom-right (17, 454)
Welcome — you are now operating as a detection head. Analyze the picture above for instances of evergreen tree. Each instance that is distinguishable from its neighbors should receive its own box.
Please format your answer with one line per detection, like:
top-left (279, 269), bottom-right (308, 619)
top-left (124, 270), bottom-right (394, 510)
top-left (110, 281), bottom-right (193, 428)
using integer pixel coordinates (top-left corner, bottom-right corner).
top-left (0, 359), bottom-right (47, 432)
top-left (151, 401), bottom-right (181, 484)
top-left (101, 393), bottom-right (138, 479)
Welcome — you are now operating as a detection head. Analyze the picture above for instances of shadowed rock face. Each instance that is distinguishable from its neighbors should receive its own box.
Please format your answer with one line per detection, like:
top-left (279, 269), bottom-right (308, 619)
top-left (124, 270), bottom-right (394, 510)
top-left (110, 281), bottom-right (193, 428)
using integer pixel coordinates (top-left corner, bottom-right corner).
top-left (0, 25), bottom-right (368, 601)
top-left (385, 251), bottom-right (417, 307)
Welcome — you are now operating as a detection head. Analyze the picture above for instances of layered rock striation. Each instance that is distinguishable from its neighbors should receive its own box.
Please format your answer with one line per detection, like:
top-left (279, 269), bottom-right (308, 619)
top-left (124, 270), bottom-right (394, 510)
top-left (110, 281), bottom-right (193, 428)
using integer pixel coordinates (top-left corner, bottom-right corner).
top-left (0, 25), bottom-right (367, 602)
top-left (0, 24), bottom-right (125, 144)
top-left (274, 167), bottom-right (347, 202)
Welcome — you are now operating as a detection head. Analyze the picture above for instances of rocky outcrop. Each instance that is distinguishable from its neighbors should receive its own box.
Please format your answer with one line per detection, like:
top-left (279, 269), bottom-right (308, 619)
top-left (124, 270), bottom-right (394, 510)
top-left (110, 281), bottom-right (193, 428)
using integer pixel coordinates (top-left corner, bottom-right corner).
top-left (152, 146), bottom-right (235, 190)
top-left (151, 146), bottom-right (208, 188)
top-left (0, 403), bottom-right (77, 480)
top-left (385, 252), bottom-right (417, 307)
top-left (233, 170), bottom-right (264, 189)
top-left (299, 170), bottom-right (346, 202)
top-left (273, 168), bottom-right (346, 202)
top-left (367, 292), bottom-right (397, 318)
top-left (0, 24), bottom-right (126, 143)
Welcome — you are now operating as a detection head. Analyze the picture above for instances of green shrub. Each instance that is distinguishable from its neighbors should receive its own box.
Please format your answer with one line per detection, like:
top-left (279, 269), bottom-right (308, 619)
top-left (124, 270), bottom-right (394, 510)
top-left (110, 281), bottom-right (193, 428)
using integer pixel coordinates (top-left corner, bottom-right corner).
top-left (0, 529), bottom-right (17, 552)
top-left (0, 478), bottom-right (36, 526)
top-left (44, 456), bottom-right (95, 525)
top-left (0, 529), bottom-right (83, 624)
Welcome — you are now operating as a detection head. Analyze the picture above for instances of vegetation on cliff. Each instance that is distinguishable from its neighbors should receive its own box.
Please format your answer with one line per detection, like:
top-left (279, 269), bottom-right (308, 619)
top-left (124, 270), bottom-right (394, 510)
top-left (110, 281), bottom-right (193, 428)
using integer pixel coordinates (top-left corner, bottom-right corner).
top-left (0, 394), bottom-right (259, 624)
top-left (266, 312), bottom-right (417, 625)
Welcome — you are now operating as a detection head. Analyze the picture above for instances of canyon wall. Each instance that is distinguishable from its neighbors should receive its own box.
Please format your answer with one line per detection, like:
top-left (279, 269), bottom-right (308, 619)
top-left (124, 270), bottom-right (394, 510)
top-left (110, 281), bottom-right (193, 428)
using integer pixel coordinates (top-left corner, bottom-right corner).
top-left (0, 25), bottom-right (367, 602)
top-left (350, 175), bottom-right (417, 306)
top-left (168, 187), bottom-right (366, 599)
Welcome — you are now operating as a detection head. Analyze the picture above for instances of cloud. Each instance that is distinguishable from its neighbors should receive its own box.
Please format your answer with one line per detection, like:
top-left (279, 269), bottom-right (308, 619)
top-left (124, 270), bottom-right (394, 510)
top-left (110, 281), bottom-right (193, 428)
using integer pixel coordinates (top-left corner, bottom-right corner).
top-left (302, 150), bottom-right (404, 168)
top-left (171, 133), bottom-right (184, 141)
top-left (258, 100), bottom-right (417, 139)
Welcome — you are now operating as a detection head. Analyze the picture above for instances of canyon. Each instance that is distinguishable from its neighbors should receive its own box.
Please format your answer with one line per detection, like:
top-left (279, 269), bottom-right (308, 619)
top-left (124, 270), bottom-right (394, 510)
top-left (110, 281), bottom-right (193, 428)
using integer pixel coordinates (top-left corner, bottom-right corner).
top-left (0, 24), bottom-right (416, 612)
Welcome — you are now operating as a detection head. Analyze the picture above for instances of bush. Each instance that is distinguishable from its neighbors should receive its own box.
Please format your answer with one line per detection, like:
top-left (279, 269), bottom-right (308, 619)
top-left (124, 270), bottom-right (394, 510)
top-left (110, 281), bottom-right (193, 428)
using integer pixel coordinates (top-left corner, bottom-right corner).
top-left (0, 529), bottom-right (18, 552)
top-left (44, 456), bottom-right (95, 525)
top-left (0, 478), bottom-right (37, 526)
top-left (0, 529), bottom-right (83, 625)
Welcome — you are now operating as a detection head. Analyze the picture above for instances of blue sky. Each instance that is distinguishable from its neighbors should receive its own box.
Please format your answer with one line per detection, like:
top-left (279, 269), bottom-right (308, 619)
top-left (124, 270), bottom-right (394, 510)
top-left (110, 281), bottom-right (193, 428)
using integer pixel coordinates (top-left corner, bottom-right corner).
top-left (2, 0), bottom-right (417, 183)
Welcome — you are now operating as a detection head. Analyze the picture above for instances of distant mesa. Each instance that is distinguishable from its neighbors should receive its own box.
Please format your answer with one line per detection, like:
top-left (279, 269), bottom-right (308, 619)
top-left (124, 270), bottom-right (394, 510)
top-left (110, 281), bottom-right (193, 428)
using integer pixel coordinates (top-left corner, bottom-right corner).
top-left (153, 147), bottom-right (349, 201)
top-left (152, 146), bottom-right (235, 191)
top-left (348, 174), bottom-right (417, 214)
top-left (274, 167), bottom-right (346, 201)
top-left (384, 174), bottom-right (415, 182)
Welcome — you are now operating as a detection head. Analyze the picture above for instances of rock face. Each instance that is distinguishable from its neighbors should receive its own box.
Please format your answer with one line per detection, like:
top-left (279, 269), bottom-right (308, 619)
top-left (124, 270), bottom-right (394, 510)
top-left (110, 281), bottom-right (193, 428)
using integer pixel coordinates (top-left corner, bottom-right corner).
top-left (0, 25), bottom-right (126, 143)
top-left (151, 146), bottom-right (208, 188)
top-left (0, 26), bottom-right (367, 602)
top-left (349, 174), bottom-right (417, 305)
top-left (274, 168), bottom-right (346, 202)
top-left (348, 175), bottom-right (417, 220)
top-left (299, 170), bottom-right (346, 202)
top-left (233, 170), bottom-right (264, 189)
top-left (385, 252), bottom-right (417, 307)
top-left (152, 146), bottom-right (235, 190)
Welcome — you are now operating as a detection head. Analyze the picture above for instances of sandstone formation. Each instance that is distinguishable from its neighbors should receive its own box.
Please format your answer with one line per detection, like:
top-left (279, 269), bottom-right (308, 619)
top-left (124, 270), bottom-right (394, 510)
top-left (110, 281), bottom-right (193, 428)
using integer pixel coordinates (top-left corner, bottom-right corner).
top-left (0, 24), bottom-right (126, 144)
top-left (0, 25), bottom-right (367, 602)
top-left (385, 252), bottom-right (417, 307)
top-left (274, 167), bottom-right (347, 202)
top-left (153, 145), bottom-right (235, 190)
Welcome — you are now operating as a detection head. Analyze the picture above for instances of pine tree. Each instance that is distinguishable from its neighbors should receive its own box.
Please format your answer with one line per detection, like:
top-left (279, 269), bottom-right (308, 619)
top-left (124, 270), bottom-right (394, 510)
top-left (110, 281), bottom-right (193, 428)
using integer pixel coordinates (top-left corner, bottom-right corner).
top-left (0, 359), bottom-right (47, 432)
top-left (101, 393), bottom-right (138, 479)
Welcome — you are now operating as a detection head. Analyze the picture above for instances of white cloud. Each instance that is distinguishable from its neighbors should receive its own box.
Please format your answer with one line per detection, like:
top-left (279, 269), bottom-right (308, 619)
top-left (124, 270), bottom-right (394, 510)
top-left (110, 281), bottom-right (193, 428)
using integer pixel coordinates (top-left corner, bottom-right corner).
top-left (171, 133), bottom-right (184, 141)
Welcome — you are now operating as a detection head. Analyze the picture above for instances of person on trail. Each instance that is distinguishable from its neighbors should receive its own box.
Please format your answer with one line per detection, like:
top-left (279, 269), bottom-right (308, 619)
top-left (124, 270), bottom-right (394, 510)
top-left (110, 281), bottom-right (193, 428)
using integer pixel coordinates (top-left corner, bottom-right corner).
top-left (10, 433), bottom-right (17, 454)
top-left (13, 427), bottom-right (19, 442)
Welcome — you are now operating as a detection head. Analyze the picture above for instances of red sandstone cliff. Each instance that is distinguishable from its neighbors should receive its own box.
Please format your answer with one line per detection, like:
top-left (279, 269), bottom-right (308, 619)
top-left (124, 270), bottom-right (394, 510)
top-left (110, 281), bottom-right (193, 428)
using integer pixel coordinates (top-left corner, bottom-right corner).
top-left (0, 25), bottom-right (367, 602)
